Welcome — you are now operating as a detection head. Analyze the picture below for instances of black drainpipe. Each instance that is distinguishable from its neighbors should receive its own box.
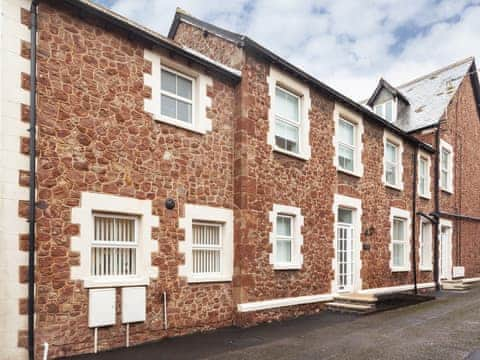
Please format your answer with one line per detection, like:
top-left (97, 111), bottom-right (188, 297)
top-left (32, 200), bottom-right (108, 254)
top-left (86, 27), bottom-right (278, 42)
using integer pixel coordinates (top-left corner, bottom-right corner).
top-left (28, 2), bottom-right (38, 359)
top-left (433, 123), bottom-right (441, 291)
top-left (412, 149), bottom-right (418, 295)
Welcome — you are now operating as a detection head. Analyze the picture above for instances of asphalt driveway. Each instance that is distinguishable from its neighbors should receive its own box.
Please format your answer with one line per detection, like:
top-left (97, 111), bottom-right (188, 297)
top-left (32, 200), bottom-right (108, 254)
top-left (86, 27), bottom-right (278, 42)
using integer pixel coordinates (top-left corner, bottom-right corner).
top-left (70, 285), bottom-right (480, 360)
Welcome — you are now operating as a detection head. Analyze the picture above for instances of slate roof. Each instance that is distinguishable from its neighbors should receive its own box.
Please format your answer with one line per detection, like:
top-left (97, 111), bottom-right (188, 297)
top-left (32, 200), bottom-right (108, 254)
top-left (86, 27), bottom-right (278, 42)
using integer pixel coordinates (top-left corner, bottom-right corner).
top-left (369, 58), bottom-right (477, 133)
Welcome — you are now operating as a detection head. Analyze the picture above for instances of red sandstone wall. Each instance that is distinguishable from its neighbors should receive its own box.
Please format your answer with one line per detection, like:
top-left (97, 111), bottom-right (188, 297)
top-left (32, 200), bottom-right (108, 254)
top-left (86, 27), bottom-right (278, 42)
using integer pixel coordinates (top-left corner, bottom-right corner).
top-left (34, 3), bottom-right (237, 358)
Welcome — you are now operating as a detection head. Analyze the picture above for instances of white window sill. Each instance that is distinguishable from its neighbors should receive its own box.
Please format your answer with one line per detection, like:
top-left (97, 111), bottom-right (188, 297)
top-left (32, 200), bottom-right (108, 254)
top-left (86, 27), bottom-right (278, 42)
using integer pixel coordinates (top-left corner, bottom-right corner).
top-left (273, 147), bottom-right (310, 161)
top-left (440, 187), bottom-right (453, 195)
top-left (419, 193), bottom-right (431, 200)
top-left (273, 263), bottom-right (302, 271)
top-left (153, 115), bottom-right (205, 135)
top-left (337, 167), bottom-right (362, 178)
top-left (385, 183), bottom-right (403, 192)
top-left (84, 276), bottom-right (149, 289)
top-left (187, 275), bottom-right (232, 284)
top-left (391, 267), bottom-right (410, 272)
top-left (419, 266), bottom-right (433, 272)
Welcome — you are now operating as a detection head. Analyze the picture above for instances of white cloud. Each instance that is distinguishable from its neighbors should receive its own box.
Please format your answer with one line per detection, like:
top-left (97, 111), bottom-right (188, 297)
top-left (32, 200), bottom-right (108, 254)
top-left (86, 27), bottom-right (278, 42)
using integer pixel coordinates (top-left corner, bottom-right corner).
top-left (97, 0), bottom-right (480, 101)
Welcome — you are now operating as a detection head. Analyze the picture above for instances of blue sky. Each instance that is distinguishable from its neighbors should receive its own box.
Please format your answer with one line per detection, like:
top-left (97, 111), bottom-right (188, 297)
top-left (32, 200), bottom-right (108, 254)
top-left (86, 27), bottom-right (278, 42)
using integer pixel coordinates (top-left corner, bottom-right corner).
top-left (94, 0), bottom-right (480, 100)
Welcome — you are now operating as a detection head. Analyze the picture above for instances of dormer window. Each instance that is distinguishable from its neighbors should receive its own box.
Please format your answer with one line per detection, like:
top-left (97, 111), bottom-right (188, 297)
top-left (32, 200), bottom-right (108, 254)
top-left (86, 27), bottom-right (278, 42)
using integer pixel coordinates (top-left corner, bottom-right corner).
top-left (374, 99), bottom-right (394, 122)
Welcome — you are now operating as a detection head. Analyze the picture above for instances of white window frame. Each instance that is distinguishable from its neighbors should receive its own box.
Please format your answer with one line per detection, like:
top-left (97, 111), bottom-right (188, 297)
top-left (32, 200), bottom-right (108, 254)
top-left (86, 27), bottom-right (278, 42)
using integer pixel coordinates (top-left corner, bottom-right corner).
top-left (160, 66), bottom-right (195, 125)
top-left (419, 220), bottom-right (433, 271)
top-left (389, 207), bottom-right (411, 272)
top-left (179, 204), bottom-right (233, 283)
top-left (418, 151), bottom-right (431, 199)
top-left (374, 99), bottom-right (396, 122)
top-left (333, 103), bottom-right (364, 177)
top-left (332, 194), bottom-right (363, 293)
top-left (383, 131), bottom-right (404, 191)
top-left (274, 85), bottom-right (301, 154)
top-left (269, 204), bottom-right (304, 270)
top-left (439, 140), bottom-right (454, 194)
top-left (267, 66), bottom-right (311, 160)
top-left (144, 49), bottom-right (213, 134)
top-left (275, 214), bottom-right (295, 264)
top-left (71, 192), bottom-right (159, 288)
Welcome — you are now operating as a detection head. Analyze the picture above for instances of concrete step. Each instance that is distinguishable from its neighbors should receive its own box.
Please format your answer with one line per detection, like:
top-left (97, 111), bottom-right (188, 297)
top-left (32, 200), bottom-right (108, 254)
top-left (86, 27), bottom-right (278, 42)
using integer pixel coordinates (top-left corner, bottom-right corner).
top-left (334, 293), bottom-right (378, 304)
top-left (326, 301), bottom-right (375, 314)
top-left (441, 281), bottom-right (471, 291)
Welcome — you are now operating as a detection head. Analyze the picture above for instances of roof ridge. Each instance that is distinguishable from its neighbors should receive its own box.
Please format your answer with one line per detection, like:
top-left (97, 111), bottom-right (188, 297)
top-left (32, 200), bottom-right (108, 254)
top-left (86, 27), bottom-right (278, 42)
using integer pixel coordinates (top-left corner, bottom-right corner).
top-left (397, 56), bottom-right (474, 89)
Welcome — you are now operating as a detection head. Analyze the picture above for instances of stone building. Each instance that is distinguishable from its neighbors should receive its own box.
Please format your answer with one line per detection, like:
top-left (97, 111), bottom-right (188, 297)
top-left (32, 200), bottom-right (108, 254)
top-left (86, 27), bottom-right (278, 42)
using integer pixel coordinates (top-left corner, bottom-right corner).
top-left (1, 1), bottom-right (479, 358)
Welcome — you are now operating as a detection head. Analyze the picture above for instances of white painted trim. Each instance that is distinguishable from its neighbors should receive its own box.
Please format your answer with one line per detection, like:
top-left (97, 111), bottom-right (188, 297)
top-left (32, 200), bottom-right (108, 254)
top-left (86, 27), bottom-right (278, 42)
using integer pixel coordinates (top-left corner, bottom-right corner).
top-left (333, 103), bottom-right (364, 178)
top-left (419, 219), bottom-right (433, 271)
top-left (267, 66), bottom-right (311, 160)
top-left (359, 282), bottom-right (435, 295)
top-left (382, 131), bottom-right (404, 191)
top-left (418, 151), bottom-right (432, 200)
top-left (178, 204), bottom-right (234, 283)
top-left (439, 139), bottom-right (454, 194)
top-left (269, 204), bottom-right (304, 270)
top-left (0, 0), bottom-right (32, 357)
top-left (144, 48), bottom-right (213, 134)
top-left (389, 207), bottom-right (412, 272)
top-left (237, 293), bottom-right (334, 312)
top-left (71, 192), bottom-right (159, 287)
top-left (332, 194), bottom-right (362, 292)
top-left (438, 218), bottom-right (453, 280)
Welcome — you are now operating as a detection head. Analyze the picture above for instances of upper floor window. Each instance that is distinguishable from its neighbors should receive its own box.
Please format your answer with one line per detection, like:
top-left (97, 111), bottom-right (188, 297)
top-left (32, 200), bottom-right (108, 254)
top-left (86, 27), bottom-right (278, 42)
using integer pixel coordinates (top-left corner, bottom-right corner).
top-left (161, 68), bottom-right (194, 124)
top-left (440, 140), bottom-right (454, 193)
top-left (267, 67), bottom-right (311, 160)
top-left (418, 154), bottom-right (430, 198)
top-left (338, 118), bottom-right (356, 172)
top-left (383, 132), bottom-right (404, 191)
top-left (274, 86), bottom-right (300, 153)
top-left (374, 100), bottom-right (394, 122)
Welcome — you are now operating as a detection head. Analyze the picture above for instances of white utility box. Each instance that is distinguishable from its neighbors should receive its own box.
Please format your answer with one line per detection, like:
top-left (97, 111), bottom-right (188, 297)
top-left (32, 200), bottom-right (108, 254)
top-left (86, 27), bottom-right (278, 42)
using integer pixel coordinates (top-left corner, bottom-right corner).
top-left (88, 288), bottom-right (116, 328)
top-left (453, 266), bottom-right (465, 279)
top-left (122, 286), bottom-right (146, 323)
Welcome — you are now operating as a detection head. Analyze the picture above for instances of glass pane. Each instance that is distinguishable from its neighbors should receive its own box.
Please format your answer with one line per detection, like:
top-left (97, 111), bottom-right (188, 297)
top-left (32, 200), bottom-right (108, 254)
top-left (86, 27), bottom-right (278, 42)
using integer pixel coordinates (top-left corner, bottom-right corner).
top-left (441, 170), bottom-right (448, 188)
top-left (386, 142), bottom-right (397, 162)
top-left (339, 145), bottom-right (354, 171)
top-left (339, 119), bottom-right (354, 145)
top-left (393, 218), bottom-right (404, 241)
top-left (276, 240), bottom-right (292, 263)
top-left (275, 119), bottom-right (299, 153)
top-left (374, 104), bottom-right (384, 117)
top-left (161, 69), bottom-right (176, 93)
top-left (393, 243), bottom-right (404, 266)
top-left (161, 95), bottom-right (176, 118)
top-left (177, 75), bottom-right (193, 100)
top-left (385, 100), bottom-right (393, 122)
top-left (177, 100), bottom-right (192, 123)
top-left (386, 163), bottom-right (396, 185)
top-left (441, 149), bottom-right (449, 170)
top-left (275, 87), bottom-right (299, 122)
top-left (419, 159), bottom-right (427, 177)
top-left (338, 208), bottom-right (353, 224)
top-left (276, 216), bottom-right (292, 236)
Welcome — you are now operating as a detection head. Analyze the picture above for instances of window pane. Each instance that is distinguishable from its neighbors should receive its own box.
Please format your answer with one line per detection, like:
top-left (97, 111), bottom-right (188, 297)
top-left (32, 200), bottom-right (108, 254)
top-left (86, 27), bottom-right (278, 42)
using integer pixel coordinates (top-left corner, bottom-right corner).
top-left (441, 149), bottom-right (449, 169)
top-left (419, 159), bottom-right (427, 177)
top-left (386, 142), bottom-right (397, 162)
top-left (339, 119), bottom-right (354, 145)
top-left (276, 216), bottom-right (292, 237)
top-left (275, 87), bottom-right (299, 122)
top-left (393, 243), bottom-right (404, 266)
top-left (339, 145), bottom-right (354, 171)
top-left (393, 218), bottom-right (405, 241)
top-left (161, 69), bottom-right (176, 94)
top-left (276, 239), bottom-right (292, 263)
top-left (192, 223), bottom-right (221, 274)
top-left (385, 101), bottom-right (393, 122)
top-left (441, 170), bottom-right (448, 188)
top-left (177, 75), bottom-right (193, 100)
top-left (338, 208), bottom-right (353, 224)
top-left (177, 100), bottom-right (192, 123)
top-left (275, 119), bottom-right (299, 153)
top-left (374, 104), bottom-right (384, 117)
top-left (386, 162), bottom-right (396, 185)
top-left (161, 94), bottom-right (176, 118)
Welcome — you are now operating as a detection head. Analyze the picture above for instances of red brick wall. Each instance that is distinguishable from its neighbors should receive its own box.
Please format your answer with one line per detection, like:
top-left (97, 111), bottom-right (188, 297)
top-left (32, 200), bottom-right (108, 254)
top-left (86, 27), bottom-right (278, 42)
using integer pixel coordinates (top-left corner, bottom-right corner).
top-left (440, 75), bottom-right (480, 277)
top-left (34, 3), bottom-right (237, 358)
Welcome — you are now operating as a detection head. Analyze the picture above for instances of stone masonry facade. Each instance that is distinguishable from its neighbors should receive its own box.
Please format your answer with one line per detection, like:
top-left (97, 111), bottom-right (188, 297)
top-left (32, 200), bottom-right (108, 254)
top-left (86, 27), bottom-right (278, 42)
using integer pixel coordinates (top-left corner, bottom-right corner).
top-left (1, 1), bottom-right (480, 359)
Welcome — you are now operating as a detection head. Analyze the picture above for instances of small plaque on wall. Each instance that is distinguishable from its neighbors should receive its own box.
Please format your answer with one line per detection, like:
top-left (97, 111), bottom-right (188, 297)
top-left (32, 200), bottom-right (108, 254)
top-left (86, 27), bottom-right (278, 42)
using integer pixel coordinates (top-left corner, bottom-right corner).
top-left (362, 243), bottom-right (371, 251)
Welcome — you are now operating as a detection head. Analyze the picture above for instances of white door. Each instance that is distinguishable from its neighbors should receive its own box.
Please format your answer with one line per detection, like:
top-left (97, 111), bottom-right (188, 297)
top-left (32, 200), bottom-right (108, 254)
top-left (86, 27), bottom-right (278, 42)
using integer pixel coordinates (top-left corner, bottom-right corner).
top-left (440, 225), bottom-right (452, 280)
top-left (337, 208), bottom-right (354, 292)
